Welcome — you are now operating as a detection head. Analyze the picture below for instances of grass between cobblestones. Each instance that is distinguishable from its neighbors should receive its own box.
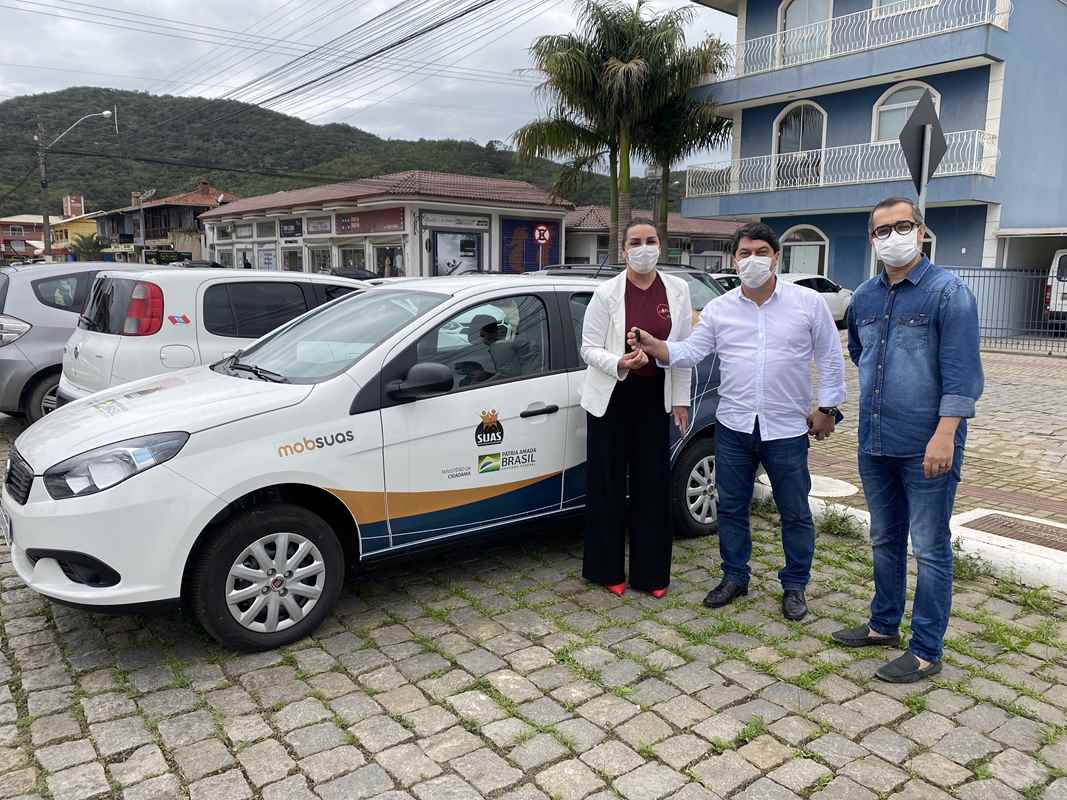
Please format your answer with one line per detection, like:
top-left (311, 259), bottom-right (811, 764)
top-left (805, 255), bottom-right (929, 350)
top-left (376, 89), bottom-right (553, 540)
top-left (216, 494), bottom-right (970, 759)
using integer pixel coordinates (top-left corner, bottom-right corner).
top-left (0, 508), bottom-right (1066, 800)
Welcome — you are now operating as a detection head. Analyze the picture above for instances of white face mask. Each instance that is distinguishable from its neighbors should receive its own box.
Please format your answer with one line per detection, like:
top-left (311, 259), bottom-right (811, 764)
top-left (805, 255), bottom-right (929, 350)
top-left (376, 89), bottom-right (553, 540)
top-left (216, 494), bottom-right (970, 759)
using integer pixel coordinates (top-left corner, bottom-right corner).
top-left (875, 230), bottom-right (921, 269)
top-left (626, 245), bottom-right (660, 274)
top-left (737, 255), bottom-right (774, 289)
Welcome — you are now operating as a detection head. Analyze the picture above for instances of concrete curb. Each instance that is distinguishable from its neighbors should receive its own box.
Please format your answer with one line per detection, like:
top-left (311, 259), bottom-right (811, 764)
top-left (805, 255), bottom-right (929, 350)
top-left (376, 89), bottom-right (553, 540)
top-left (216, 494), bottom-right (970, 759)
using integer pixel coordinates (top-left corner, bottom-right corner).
top-left (753, 479), bottom-right (1067, 593)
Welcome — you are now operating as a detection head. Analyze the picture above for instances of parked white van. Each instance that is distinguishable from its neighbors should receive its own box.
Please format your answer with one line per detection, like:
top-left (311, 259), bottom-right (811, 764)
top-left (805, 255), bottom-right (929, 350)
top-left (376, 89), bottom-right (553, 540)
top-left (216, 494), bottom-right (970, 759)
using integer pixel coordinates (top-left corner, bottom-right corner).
top-left (1046, 250), bottom-right (1067, 326)
top-left (58, 269), bottom-right (367, 405)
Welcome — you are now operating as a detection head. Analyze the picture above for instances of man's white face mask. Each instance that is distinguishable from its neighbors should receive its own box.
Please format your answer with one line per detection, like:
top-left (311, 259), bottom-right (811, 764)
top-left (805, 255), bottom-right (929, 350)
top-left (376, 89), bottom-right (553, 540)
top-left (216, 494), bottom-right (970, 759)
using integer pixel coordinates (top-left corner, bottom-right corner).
top-left (875, 230), bottom-right (921, 268)
top-left (736, 255), bottom-right (774, 289)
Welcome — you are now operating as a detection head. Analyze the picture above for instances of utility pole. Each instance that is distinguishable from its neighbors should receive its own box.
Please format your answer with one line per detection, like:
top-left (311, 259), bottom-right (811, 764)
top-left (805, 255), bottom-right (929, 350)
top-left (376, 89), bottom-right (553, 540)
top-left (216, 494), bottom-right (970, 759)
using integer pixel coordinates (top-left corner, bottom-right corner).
top-left (36, 121), bottom-right (52, 257)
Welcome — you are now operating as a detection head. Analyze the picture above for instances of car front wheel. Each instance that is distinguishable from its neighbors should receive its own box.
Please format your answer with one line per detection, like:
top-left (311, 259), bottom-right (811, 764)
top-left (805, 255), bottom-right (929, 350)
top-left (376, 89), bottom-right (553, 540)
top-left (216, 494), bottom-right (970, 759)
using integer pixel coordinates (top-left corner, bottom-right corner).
top-left (672, 439), bottom-right (717, 538)
top-left (188, 504), bottom-right (345, 651)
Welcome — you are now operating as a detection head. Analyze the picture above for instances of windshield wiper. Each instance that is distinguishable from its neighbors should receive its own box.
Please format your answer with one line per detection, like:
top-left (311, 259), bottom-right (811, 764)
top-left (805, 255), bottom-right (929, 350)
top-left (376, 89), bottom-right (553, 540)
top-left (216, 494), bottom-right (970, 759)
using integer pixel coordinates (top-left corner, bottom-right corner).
top-left (229, 362), bottom-right (289, 383)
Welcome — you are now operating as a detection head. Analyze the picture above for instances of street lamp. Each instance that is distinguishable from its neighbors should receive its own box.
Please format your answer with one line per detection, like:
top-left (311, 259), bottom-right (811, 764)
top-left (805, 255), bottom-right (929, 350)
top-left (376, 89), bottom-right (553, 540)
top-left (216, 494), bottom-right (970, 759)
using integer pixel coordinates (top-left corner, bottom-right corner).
top-left (34, 110), bottom-right (113, 256)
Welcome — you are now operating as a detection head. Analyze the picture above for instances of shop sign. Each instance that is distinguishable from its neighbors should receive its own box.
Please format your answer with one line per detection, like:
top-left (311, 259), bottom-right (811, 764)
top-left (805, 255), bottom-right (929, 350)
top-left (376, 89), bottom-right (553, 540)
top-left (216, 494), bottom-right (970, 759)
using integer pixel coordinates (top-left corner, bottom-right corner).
top-left (421, 212), bottom-right (489, 231)
top-left (144, 250), bottom-right (192, 264)
top-left (279, 218), bottom-right (303, 237)
top-left (306, 216), bottom-right (332, 235)
top-left (336, 207), bottom-right (405, 234)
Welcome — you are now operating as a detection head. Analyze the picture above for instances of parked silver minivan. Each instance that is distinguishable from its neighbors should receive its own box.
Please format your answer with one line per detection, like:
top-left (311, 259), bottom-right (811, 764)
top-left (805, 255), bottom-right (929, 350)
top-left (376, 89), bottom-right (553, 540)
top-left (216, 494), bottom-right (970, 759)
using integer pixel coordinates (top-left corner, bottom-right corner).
top-left (0, 261), bottom-right (169, 423)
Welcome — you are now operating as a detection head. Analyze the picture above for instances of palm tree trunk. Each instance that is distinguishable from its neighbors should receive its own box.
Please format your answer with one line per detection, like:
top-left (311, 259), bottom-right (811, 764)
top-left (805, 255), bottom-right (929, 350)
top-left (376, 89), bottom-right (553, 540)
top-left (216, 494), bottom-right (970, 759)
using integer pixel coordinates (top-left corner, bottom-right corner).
top-left (617, 126), bottom-right (633, 261)
top-left (607, 144), bottom-right (619, 265)
top-left (656, 163), bottom-right (671, 248)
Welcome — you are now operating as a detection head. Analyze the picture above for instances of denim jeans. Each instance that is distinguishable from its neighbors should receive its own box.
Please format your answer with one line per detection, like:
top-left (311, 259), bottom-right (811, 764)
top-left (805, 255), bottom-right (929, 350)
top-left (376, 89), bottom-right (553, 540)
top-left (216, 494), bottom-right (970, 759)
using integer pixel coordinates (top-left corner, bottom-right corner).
top-left (714, 419), bottom-right (815, 591)
top-left (858, 448), bottom-right (964, 663)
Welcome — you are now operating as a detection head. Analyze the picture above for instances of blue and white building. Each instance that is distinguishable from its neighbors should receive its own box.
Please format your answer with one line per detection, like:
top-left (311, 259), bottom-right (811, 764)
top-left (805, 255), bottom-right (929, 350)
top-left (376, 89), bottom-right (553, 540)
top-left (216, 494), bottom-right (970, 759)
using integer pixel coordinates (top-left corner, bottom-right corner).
top-left (687, 0), bottom-right (1067, 289)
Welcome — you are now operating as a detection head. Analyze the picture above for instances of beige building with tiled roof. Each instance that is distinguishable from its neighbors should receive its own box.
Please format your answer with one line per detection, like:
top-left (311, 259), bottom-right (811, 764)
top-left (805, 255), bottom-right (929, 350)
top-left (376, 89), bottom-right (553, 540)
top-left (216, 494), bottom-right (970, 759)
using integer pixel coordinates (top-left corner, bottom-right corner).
top-left (200, 171), bottom-right (573, 276)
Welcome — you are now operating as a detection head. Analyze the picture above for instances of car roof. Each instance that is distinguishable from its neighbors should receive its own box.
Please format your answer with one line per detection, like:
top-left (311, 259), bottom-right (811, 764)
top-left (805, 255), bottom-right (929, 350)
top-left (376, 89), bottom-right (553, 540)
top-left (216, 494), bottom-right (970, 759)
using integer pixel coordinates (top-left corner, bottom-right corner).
top-left (0, 261), bottom-right (161, 278)
top-left (92, 268), bottom-right (369, 287)
top-left (361, 274), bottom-right (601, 296)
top-left (777, 273), bottom-right (820, 283)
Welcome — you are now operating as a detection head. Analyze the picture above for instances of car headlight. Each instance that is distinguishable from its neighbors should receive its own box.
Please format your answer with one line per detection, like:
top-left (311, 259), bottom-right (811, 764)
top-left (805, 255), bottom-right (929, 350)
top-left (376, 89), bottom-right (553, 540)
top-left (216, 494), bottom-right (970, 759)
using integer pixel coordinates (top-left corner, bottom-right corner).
top-left (43, 432), bottom-right (189, 500)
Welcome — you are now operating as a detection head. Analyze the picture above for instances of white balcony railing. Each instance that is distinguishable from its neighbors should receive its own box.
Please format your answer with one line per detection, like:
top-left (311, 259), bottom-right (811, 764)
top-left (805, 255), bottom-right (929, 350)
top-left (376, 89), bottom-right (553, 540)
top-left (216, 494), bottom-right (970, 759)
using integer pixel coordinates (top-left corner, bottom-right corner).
top-left (686, 130), bottom-right (998, 198)
top-left (719, 0), bottom-right (1012, 81)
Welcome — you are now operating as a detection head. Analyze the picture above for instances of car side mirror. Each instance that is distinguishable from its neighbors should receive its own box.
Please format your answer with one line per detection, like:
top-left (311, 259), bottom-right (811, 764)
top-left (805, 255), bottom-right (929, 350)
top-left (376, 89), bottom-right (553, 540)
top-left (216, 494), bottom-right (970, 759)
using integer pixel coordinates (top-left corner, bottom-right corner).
top-left (386, 362), bottom-right (454, 402)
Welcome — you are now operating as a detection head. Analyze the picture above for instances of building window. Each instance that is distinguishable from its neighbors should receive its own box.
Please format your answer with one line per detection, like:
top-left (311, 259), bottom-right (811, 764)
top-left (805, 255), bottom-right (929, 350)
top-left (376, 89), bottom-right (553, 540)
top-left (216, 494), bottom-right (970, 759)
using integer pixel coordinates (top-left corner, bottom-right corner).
top-left (234, 223), bottom-right (253, 239)
top-left (340, 247), bottom-right (366, 271)
top-left (774, 101), bottom-right (827, 188)
top-left (872, 82), bottom-right (940, 142)
top-left (779, 0), bottom-right (832, 66)
top-left (309, 247), bottom-right (332, 273)
top-left (218, 248), bottom-right (235, 268)
top-left (780, 225), bottom-right (829, 276)
top-left (282, 248), bottom-right (303, 272)
top-left (255, 221), bottom-right (276, 239)
top-left (216, 225), bottom-right (232, 241)
top-left (872, 0), bottom-right (939, 19)
top-left (9, 225), bottom-right (25, 236)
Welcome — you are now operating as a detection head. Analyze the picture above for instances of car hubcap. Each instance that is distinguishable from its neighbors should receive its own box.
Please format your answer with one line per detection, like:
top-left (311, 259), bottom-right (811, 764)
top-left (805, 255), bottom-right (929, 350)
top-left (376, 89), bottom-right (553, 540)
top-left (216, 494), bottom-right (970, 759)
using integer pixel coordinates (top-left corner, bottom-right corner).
top-left (41, 386), bottom-right (58, 415)
top-left (686, 456), bottom-right (717, 525)
top-left (226, 532), bottom-right (326, 634)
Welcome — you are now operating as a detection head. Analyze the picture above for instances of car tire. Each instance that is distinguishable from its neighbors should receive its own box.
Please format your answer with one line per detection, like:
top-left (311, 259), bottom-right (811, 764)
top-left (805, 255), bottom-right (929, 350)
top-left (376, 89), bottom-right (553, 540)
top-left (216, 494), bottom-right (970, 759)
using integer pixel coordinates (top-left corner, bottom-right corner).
top-left (188, 504), bottom-right (345, 651)
top-left (25, 373), bottom-right (60, 424)
top-left (672, 438), bottom-right (718, 539)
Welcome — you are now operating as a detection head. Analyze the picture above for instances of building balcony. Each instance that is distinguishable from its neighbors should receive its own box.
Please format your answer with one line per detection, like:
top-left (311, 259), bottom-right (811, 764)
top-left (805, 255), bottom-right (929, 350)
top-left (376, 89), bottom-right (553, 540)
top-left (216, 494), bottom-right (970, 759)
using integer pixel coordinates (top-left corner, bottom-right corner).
top-left (698, 0), bottom-right (1011, 109)
top-left (684, 130), bottom-right (1000, 217)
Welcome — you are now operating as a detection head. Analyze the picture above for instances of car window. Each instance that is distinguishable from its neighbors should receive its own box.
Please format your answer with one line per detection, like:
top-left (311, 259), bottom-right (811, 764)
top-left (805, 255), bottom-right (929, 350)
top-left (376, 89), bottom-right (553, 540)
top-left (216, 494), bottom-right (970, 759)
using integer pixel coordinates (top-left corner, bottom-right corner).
top-left (793, 277), bottom-right (815, 290)
top-left (205, 282), bottom-right (309, 339)
top-left (1057, 254), bottom-right (1067, 282)
top-left (323, 283), bottom-right (359, 302)
top-left (676, 272), bottom-right (724, 311)
top-left (32, 274), bottom-right (84, 311)
top-left (569, 294), bottom-right (592, 367)
top-left (716, 275), bottom-right (740, 291)
top-left (415, 295), bottom-right (549, 391)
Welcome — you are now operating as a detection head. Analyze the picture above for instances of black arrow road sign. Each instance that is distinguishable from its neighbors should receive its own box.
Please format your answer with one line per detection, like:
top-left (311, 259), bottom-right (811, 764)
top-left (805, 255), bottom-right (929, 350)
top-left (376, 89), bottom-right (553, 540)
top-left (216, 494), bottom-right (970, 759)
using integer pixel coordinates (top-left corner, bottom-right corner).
top-left (899, 90), bottom-right (948, 196)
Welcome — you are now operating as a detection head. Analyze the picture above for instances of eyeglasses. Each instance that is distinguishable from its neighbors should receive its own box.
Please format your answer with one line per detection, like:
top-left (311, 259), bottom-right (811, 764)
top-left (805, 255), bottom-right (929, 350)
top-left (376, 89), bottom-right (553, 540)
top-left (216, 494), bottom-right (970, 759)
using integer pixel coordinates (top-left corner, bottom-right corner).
top-left (871, 220), bottom-right (918, 240)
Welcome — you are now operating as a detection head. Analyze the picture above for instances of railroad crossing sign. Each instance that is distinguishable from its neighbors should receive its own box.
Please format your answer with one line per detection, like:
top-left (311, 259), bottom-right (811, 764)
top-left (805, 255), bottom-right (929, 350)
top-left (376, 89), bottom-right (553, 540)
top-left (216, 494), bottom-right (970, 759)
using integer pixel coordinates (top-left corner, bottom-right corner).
top-left (533, 224), bottom-right (552, 246)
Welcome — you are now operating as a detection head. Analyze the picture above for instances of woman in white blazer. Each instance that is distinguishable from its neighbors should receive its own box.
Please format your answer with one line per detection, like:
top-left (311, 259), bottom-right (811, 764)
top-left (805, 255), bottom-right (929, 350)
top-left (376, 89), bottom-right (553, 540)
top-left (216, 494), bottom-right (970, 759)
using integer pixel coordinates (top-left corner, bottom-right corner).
top-left (579, 219), bottom-right (693, 598)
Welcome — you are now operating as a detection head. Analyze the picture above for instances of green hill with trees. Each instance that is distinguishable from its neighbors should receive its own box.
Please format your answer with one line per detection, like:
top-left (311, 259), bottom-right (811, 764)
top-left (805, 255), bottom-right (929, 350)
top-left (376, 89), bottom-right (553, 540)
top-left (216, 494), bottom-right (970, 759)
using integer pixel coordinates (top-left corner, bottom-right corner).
top-left (0, 86), bottom-right (679, 217)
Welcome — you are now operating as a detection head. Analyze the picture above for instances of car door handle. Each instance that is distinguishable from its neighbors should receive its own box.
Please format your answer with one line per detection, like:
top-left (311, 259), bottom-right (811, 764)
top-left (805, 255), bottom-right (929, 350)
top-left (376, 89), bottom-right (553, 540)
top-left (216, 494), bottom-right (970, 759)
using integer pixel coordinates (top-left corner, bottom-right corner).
top-left (520, 404), bottom-right (559, 418)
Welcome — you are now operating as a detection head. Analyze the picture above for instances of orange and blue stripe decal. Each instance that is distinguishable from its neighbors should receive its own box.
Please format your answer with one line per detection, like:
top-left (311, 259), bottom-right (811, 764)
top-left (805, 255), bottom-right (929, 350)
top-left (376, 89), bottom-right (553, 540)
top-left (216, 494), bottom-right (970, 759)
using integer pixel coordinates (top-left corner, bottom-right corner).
top-left (329, 472), bottom-right (563, 553)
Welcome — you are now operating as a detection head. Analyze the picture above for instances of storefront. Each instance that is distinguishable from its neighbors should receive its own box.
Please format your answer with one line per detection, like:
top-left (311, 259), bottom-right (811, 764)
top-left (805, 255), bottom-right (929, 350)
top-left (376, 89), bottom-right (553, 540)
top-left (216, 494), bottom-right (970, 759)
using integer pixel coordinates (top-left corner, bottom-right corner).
top-left (199, 171), bottom-right (571, 278)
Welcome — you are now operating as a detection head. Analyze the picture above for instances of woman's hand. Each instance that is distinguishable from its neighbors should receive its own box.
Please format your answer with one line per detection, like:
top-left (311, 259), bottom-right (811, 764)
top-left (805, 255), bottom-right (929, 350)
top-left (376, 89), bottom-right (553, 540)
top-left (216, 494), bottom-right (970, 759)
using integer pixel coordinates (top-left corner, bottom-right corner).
top-left (672, 406), bottom-right (689, 433)
top-left (618, 349), bottom-right (648, 373)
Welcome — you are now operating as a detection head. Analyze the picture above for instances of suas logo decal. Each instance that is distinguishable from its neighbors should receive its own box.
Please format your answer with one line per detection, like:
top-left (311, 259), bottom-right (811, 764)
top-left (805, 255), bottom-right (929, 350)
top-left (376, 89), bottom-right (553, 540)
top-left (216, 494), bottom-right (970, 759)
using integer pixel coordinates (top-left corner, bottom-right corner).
top-left (277, 431), bottom-right (354, 457)
top-left (475, 409), bottom-right (504, 447)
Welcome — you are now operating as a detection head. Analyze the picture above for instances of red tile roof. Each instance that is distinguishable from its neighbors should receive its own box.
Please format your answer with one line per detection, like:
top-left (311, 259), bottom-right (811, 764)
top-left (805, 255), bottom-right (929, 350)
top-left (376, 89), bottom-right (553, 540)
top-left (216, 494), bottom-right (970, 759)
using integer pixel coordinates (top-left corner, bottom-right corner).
top-left (115, 184), bottom-right (238, 213)
top-left (200, 171), bottom-right (571, 219)
top-left (566, 205), bottom-right (743, 238)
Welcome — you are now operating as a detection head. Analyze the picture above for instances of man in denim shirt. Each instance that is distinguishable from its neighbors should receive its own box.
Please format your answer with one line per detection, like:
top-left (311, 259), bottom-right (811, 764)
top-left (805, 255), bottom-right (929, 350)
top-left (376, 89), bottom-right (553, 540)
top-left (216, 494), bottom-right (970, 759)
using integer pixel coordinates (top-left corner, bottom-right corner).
top-left (832, 197), bottom-right (983, 683)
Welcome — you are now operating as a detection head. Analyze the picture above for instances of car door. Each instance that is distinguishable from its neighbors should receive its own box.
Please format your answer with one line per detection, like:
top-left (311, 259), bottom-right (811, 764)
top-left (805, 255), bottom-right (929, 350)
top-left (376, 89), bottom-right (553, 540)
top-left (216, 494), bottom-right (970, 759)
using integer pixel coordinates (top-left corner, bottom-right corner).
top-left (558, 290), bottom-right (592, 511)
top-left (379, 291), bottom-right (568, 548)
top-left (198, 279), bottom-right (312, 364)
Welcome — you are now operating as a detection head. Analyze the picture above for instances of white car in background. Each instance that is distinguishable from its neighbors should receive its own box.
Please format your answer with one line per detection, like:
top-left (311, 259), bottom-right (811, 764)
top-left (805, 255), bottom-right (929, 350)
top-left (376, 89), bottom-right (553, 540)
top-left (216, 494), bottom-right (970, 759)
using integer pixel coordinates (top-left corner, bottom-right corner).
top-left (778, 273), bottom-right (853, 327)
top-left (59, 269), bottom-right (367, 405)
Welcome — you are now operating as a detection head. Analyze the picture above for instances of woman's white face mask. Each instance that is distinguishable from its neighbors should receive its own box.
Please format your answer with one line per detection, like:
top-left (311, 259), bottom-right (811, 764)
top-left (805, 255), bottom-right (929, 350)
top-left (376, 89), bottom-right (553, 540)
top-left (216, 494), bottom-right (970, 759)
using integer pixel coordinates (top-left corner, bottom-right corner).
top-left (627, 245), bottom-right (660, 274)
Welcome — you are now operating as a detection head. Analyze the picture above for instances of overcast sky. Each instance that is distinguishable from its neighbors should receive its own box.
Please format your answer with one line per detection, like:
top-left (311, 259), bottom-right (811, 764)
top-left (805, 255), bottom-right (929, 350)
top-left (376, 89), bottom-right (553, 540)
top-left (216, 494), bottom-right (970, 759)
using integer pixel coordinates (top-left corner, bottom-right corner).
top-left (2, 0), bottom-right (736, 168)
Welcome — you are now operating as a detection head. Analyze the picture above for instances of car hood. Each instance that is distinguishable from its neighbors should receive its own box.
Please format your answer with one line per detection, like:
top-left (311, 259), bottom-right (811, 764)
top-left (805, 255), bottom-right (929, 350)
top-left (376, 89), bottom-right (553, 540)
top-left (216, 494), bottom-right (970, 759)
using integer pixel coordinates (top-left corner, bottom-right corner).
top-left (15, 367), bottom-right (313, 473)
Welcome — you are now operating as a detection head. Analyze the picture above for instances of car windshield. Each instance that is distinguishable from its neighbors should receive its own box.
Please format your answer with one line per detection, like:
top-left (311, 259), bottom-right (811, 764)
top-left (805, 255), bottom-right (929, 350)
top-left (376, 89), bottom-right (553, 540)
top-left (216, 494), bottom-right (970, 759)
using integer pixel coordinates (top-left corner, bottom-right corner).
top-left (673, 271), bottom-right (725, 311)
top-left (223, 289), bottom-right (445, 384)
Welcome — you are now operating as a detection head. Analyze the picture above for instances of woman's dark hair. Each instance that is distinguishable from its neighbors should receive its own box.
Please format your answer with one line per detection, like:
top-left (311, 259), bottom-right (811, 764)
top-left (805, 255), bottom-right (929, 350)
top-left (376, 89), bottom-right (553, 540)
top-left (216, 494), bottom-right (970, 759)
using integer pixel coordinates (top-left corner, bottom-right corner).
top-left (623, 218), bottom-right (659, 243)
top-left (731, 222), bottom-right (780, 254)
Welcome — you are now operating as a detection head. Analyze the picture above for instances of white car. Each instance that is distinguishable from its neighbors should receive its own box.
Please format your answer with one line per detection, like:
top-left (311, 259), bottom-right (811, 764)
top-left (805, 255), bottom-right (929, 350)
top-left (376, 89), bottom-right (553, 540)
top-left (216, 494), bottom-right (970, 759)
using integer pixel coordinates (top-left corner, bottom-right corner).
top-left (778, 273), bottom-right (853, 327)
top-left (3, 276), bottom-right (723, 651)
top-left (58, 269), bottom-right (367, 404)
top-left (1045, 249), bottom-right (1067, 327)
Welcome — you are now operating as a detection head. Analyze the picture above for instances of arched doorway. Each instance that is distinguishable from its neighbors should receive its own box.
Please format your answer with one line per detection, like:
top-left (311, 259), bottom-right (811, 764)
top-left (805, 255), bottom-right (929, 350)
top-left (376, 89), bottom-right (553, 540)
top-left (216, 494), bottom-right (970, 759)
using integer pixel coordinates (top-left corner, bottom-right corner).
top-left (781, 225), bottom-right (830, 276)
top-left (774, 101), bottom-right (827, 189)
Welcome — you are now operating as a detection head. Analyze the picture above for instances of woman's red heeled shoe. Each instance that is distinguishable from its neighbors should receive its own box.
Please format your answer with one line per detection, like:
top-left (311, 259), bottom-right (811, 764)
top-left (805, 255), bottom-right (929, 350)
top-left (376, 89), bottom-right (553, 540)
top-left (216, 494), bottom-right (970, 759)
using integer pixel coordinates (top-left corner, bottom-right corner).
top-left (606, 582), bottom-right (626, 596)
top-left (649, 588), bottom-right (668, 599)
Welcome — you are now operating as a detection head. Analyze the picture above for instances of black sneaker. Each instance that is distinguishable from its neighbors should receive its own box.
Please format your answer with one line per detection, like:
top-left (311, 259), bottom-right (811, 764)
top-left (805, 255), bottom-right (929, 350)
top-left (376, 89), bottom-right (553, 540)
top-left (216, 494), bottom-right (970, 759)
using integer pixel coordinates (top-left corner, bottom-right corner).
top-left (702, 579), bottom-right (748, 609)
top-left (781, 590), bottom-right (807, 621)
top-left (875, 652), bottom-right (942, 684)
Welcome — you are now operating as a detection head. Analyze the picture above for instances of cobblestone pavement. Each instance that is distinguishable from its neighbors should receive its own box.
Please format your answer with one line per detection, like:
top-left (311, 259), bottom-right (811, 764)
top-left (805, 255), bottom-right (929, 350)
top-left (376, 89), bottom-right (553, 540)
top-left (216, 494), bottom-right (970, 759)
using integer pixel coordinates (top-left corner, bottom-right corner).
top-left (1, 517), bottom-right (1067, 800)
top-left (814, 344), bottom-right (1067, 526)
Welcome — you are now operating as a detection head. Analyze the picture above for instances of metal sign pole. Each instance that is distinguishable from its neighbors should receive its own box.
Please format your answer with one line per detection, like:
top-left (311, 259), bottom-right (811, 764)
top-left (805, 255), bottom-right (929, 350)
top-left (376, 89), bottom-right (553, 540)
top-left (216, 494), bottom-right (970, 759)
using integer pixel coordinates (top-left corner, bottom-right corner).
top-left (917, 123), bottom-right (933, 218)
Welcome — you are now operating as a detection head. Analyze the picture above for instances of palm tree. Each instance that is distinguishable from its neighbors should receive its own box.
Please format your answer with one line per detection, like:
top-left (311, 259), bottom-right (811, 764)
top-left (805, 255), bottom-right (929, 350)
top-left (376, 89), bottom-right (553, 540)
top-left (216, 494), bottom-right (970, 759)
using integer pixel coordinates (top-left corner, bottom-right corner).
top-left (71, 232), bottom-right (104, 261)
top-left (514, 26), bottom-right (622, 260)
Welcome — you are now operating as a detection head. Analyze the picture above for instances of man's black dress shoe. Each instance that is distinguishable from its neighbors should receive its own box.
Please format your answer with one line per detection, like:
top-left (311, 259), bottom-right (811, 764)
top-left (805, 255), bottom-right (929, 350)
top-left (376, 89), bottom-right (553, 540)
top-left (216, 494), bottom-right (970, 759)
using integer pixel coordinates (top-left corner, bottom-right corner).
top-left (782, 589), bottom-right (808, 621)
top-left (703, 579), bottom-right (748, 609)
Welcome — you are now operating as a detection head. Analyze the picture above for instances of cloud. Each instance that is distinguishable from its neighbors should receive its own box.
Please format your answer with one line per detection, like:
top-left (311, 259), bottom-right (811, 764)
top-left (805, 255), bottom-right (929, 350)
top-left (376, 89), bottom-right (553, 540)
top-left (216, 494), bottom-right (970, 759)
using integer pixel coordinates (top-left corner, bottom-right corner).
top-left (1, 0), bottom-right (736, 166)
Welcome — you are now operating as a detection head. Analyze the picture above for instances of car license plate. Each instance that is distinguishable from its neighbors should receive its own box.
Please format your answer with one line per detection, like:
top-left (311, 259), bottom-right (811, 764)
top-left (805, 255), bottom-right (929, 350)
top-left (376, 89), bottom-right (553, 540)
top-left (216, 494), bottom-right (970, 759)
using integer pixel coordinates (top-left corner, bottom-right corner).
top-left (0, 503), bottom-right (11, 548)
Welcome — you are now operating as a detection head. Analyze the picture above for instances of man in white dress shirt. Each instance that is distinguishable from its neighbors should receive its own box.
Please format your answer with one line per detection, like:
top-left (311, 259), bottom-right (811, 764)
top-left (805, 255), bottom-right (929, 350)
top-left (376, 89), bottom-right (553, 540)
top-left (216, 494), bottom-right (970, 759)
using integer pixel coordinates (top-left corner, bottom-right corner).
top-left (630, 223), bottom-right (846, 620)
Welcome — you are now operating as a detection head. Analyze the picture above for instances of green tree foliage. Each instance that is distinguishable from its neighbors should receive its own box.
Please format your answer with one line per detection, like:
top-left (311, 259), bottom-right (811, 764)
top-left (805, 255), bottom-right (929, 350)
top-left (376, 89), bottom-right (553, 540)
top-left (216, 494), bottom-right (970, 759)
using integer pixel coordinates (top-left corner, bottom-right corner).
top-left (71, 232), bottom-right (105, 260)
top-left (0, 86), bottom-right (663, 217)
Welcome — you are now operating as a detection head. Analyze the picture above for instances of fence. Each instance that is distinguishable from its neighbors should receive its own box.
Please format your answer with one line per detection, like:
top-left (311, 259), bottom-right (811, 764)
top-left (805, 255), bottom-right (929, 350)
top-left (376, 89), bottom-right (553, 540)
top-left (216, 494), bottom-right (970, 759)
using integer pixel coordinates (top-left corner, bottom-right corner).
top-left (722, 0), bottom-right (1012, 80)
top-left (946, 267), bottom-right (1066, 355)
top-left (687, 130), bottom-right (998, 198)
